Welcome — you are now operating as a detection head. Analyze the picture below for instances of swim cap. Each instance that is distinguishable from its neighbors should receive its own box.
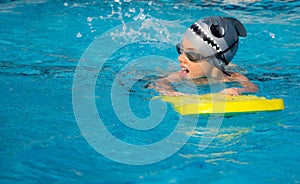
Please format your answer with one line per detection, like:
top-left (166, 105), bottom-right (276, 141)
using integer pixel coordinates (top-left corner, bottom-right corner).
top-left (183, 16), bottom-right (247, 75)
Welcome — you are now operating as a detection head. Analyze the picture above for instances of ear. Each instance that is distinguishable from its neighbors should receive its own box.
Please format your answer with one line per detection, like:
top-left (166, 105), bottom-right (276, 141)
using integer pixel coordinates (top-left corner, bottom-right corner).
top-left (224, 17), bottom-right (247, 37)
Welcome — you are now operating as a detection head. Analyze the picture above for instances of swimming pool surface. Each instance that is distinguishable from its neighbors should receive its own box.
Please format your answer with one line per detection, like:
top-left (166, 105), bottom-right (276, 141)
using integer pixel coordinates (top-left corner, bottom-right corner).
top-left (0, 0), bottom-right (299, 183)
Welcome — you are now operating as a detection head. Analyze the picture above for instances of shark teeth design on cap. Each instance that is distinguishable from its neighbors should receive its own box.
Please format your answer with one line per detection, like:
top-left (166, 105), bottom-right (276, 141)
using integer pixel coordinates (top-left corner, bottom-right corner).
top-left (190, 23), bottom-right (222, 52)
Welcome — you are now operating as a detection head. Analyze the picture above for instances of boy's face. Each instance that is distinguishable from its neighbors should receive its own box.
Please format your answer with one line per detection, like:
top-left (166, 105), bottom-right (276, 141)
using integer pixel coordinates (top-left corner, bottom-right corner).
top-left (178, 38), bottom-right (214, 79)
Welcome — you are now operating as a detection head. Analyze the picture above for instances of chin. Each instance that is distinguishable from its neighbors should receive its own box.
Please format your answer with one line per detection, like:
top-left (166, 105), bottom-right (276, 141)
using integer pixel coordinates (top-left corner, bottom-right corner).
top-left (187, 74), bottom-right (198, 79)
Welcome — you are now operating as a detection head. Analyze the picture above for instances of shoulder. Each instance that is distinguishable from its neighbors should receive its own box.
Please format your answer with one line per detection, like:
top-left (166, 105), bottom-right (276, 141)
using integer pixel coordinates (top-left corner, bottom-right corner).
top-left (165, 71), bottom-right (183, 82)
top-left (225, 72), bottom-right (250, 82)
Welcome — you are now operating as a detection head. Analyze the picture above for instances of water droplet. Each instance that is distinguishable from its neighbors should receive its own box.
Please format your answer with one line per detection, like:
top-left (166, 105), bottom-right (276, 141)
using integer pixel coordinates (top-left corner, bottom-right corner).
top-left (129, 8), bottom-right (136, 13)
top-left (270, 32), bottom-right (275, 39)
top-left (76, 32), bottom-right (82, 38)
top-left (87, 17), bottom-right (93, 22)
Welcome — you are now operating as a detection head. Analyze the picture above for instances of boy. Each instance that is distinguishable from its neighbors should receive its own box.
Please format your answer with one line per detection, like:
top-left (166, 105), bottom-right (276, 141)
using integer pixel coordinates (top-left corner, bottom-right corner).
top-left (155, 16), bottom-right (258, 96)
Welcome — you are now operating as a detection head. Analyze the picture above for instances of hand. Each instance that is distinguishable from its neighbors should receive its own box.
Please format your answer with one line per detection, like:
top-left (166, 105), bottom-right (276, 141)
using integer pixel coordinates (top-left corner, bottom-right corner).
top-left (163, 91), bottom-right (188, 97)
top-left (219, 88), bottom-right (240, 96)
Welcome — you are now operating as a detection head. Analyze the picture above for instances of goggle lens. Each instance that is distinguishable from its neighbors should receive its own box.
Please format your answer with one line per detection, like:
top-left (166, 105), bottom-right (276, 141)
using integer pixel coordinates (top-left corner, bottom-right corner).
top-left (176, 44), bottom-right (204, 62)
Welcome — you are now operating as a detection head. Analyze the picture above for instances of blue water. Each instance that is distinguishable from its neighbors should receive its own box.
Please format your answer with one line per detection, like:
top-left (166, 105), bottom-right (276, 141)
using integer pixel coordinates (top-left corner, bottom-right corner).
top-left (1, 0), bottom-right (300, 183)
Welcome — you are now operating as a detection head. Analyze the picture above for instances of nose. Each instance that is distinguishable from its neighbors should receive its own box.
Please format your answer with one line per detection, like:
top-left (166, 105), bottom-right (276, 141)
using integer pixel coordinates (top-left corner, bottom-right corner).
top-left (178, 53), bottom-right (186, 63)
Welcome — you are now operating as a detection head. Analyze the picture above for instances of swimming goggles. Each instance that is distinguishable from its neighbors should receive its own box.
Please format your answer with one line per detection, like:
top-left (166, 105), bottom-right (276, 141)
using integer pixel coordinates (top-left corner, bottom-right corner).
top-left (176, 44), bottom-right (207, 62)
top-left (176, 39), bottom-right (238, 65)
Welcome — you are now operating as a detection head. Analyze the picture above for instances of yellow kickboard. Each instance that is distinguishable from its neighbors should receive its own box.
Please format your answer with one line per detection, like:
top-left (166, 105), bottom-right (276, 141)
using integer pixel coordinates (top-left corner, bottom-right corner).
top-left (161, 94), bottom-right (284, 115)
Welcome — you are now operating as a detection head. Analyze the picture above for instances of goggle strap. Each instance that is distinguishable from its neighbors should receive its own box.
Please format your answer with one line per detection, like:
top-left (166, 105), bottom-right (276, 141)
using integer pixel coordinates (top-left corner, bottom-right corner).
top-left (205, 38), bottom-right (238, 66)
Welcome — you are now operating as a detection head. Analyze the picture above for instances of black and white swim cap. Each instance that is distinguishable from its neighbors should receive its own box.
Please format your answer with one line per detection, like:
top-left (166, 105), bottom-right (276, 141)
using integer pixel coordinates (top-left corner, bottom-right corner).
top-left (183, 16), bottom-right (247, 75)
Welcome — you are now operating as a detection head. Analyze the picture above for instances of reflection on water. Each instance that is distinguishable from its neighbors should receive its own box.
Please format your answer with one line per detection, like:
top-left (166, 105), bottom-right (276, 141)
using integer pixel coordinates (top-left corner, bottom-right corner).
top-left (181, 126), bottom-right (251, 165)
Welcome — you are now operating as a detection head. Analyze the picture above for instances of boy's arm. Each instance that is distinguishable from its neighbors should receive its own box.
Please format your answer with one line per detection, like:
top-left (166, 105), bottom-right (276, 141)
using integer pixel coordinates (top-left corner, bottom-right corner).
top-left (220, 72), bottom-right (258, 95)
top-left (153, 72), bottom-right (185, 96)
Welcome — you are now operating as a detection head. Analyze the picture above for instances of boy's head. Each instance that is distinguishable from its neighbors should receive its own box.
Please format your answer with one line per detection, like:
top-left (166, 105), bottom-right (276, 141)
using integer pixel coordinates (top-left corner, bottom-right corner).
top-left (183, 16), bottom-right (247, 75)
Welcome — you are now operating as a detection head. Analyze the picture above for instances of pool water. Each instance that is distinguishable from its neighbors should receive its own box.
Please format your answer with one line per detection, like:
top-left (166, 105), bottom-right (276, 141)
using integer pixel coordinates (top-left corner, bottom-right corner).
top-left (1, 0), bottom-right (299, 183)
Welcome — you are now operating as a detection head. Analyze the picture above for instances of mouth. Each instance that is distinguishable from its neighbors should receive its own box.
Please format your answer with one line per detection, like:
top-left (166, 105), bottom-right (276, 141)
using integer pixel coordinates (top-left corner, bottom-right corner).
top-left (180, 66), bottom-right (189, 77)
